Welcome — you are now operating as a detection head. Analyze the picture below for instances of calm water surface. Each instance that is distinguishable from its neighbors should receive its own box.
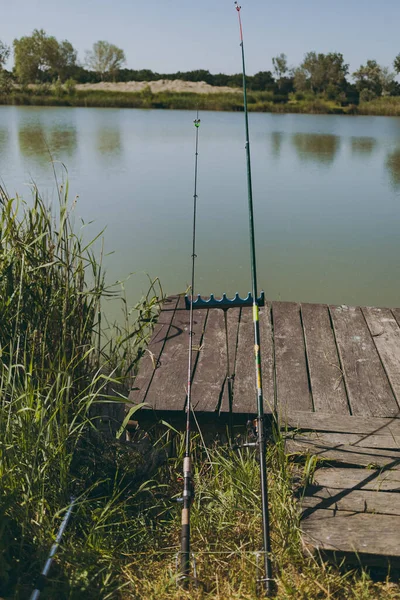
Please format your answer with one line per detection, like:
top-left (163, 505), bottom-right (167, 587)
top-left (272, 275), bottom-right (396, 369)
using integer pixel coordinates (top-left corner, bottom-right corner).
top-left (1, 105), bottom-right (400, 312)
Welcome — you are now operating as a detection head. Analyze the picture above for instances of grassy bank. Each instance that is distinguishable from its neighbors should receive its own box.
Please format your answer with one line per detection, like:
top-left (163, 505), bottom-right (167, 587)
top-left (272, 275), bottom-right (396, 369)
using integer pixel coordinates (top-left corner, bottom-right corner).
top-left (3, 88), bottom-right (400, 115)
top-left (0, 89), bottom-right (358, 114)
top-left (1, 182), bottom-right (399, 599)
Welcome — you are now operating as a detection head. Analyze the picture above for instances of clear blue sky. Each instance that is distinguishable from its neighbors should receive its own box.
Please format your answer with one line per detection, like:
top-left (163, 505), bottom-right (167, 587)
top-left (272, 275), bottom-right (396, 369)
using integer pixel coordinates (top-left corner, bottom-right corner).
top-left (2, 0), bottom-right (400, 76)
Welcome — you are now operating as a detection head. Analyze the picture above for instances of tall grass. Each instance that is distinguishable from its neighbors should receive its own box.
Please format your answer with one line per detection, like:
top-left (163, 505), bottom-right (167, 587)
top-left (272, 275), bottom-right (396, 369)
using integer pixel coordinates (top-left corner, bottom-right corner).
top-left (0, 182), bottom-right (163, 597)
top-left (120, 433), bottom-right (399, 599)
top-left (357, 96), bottom-right (400, 116)
top-left (0, 90), bottom-right (350, 114)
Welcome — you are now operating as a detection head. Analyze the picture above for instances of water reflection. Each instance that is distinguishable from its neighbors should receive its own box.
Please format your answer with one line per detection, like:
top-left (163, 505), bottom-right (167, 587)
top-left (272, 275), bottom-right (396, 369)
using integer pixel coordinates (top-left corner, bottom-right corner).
top-left (271, 131), bottom-right (283, 159)
top-left (0, 127), bottom-right (9, 156)
top-left (292, 133), bottom-right (340, 165)
top-left (351, 137), bottom-right (376, 156)
top-left (386, 148), bottom-right (400, 188)
top-left (96, 128), bottom-right (122, 156)
top-left (18, 124), bottom-right (77, 164)
top-left (18, 125), bottom-right (49, 166)
top-left (48, 128), bottom-right (77, 157)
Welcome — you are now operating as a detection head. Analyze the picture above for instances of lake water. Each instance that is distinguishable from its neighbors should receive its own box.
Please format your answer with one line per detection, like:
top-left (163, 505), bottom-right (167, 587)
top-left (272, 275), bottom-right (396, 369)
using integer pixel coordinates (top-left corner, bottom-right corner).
top-left (1, 105), bottom-right (400, 312)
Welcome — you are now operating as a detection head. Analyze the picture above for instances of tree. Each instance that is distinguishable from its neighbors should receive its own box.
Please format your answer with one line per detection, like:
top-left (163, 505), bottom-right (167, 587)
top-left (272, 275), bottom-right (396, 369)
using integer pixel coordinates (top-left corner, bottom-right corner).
top-left (294, 52), bottom-right (349, 96)
top-left (353, 60), bottom-right (395, 97)
top-left (250, 71), bottom-right (274, 91)
top-left (0, 71), bottom-right (13, 94)
top-left (85, 41), bottom-right (126, 81)
top-left (53, 40), bottom-right (77, 81)
top-left (272, 53), bottom-right (288, 89)
top-left (13, 29), bottom-right (77, 82)
top-left (394, 54), bottom-right (400, 75)
top-left (0, 40), bottom-right (10, 70)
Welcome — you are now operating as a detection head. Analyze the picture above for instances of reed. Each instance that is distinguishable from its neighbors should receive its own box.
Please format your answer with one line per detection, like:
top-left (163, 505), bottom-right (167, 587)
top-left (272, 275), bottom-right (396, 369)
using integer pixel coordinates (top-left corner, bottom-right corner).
top-left (0, 181), bottom-right (163, 598)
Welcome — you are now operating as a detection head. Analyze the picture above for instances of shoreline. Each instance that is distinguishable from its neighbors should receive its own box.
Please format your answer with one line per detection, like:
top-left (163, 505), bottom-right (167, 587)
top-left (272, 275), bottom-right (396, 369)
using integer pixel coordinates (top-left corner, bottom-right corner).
top-left (1, 89), bottom-right (400, 117)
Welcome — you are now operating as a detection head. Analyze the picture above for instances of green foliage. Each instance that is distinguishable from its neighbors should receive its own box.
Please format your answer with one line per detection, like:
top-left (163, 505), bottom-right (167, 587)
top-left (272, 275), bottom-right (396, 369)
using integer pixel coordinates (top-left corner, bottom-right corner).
top-left (36, 81), bottom-right (51, 96)
top-left (0, 40), bottom-right (10, 69)
top-left (353, 60), bottom-right (395, 97)
top-left (13, 29), bottom-right (77, 83)
top-left (0, 71), bottom-right (13, 94)
top-left (272, 53), bottom-right (288, 89)
top-left (394, 53), bottom-right (400, 75)
top-left (65, 77), bottom-right (77, 95)
top-left (0, 180), bottom-right (164, 597)
top-left (360, 88), bottom-right (377, 103)
top-left (52, 76), bottom-right (65, 97)
top-left (294, 51), bottom-right (348, 97)
top-left (85, 41), bottom-right (126, 81)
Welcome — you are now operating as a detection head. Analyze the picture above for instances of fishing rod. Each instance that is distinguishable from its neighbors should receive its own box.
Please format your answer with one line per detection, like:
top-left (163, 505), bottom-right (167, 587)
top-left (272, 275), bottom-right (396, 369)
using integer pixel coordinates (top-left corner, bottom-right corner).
top-left (180, 6), bottom-right (273, 592)
top-left (234, 2), bottom-right (273, 595)
top-left (30, 496), bottom-right (76, 600)
top-left (179, 113), bottom-right (201, 585)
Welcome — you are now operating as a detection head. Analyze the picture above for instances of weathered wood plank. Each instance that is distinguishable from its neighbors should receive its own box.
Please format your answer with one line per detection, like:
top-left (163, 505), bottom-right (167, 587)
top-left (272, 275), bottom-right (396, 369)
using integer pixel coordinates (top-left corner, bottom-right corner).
top-left (301, 485), bottom-right (400, 516)
top-left (392, 308), bottom-right (400, 329)
top-left (128, 295), bottom-right (180, 405)
top-left (192, 309), bottom-right (235, 412)
top-left (302, 512), bottom-right (400, 559)
top-left (314, 467), bottom-right (400, 492)
top-left (301, 303), bottom-right (349, 414)
top-left (282, 411), bottom-right (400, 436)
top-left (329, 305), bottom-right (398, 416)
top-left (362, 306), bottom-right (400, 408)
top-left (273, 302), bottom-right (312, 413)
top-left (232, 303), bottom-right (274, 414)
top-left (144, 296), bottom-right (208, 411)
top-left (218, 308), bottom-right (241, 414)
top-left (288, 431), bottom-right (400, 449)
top-left (286, 437), bottom-right (400, 468)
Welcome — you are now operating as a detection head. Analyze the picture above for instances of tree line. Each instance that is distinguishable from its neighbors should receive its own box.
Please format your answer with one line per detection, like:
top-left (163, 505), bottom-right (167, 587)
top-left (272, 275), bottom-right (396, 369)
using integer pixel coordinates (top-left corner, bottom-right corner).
top-left (1, 30), bottom-right (400, 104)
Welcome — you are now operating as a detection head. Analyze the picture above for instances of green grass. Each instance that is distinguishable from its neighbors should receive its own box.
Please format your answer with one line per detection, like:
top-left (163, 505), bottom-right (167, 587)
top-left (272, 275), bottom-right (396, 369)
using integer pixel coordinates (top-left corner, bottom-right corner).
top-left (357, 96), bottom-right (400, 116)
top-left (0, 180), bottom-right (164, 598)
top-left (0, 89), bottom-right (350, 114)
top-left (1, 181), bottom-right (399, 599)
top-left (117, 434), bottom-right (399, 600)
top-left (3, 87), bottom-right (400, 116)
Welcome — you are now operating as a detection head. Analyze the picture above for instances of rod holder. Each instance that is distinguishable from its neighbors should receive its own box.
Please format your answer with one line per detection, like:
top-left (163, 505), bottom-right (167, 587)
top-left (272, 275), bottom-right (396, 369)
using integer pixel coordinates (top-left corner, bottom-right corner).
top-left (185, 291), bottom-right (265, 310)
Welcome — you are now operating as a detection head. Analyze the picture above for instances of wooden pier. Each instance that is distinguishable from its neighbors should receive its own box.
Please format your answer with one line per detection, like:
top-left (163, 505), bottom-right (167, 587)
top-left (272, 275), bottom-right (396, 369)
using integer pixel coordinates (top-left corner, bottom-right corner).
top-left (128, 296), bottom-right (400, 570)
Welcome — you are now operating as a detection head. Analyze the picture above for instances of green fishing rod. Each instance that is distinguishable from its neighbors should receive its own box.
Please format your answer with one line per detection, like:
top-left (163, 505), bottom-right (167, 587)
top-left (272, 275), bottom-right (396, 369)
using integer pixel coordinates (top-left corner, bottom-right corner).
top-left (235, 2), bottom-right (273, 595)
top-left (180, 113), bottom-right (201, 585)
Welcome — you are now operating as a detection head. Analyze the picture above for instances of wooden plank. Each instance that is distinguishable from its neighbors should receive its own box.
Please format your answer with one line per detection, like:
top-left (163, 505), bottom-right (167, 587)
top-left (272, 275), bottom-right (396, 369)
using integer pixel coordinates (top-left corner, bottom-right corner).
top-left (301, 303), bottom-right (349, 414)
top-left (392, 308), bottom-right (400, 328)
top-left (286, 437), bottom-right (400, 468)
top-left (273, 302), bottom-right (312, 413)
top-left (302, 512), bottom-right (400, 560)
top-left (128, 295), bottom-right (180, 404)
top-left (232, 303), bottom-right (274, 414)
top-left (301, 486), bottom-right (400, 516)
top-left (192, 309), bottom-right (230, 412)
top-left (218, 308), bottom-right (241, 414)
top-left (282, 411), bottom-right (400, 436)
top-left (362, 306), bottom-right (400, 408)
top-left (143, 296), bottom-right (208, 411)
top-left (288, 431), bottom-right (400, 449)
top-left (329, 305), bottom-right (398, 417)
top-left (314, 467), bottom-right (400, 492)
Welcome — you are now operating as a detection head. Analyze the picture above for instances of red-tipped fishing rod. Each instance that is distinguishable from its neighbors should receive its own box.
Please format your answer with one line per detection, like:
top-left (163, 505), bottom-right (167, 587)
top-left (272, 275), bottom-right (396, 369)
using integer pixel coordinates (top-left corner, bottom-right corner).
top-left (180, 113), bottom-right (201, 585)
top-left (234, 2), bottom-right (273, 595)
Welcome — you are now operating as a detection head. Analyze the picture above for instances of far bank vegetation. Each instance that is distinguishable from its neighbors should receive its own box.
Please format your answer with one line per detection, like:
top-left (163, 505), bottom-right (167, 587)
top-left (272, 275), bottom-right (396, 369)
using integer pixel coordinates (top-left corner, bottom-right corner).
top-left (1, 30), bottom-right (400, 114)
